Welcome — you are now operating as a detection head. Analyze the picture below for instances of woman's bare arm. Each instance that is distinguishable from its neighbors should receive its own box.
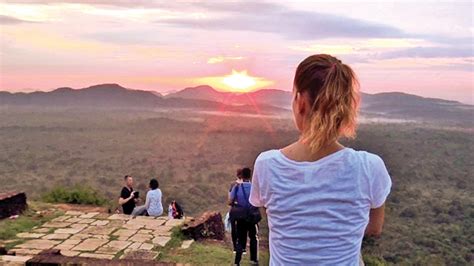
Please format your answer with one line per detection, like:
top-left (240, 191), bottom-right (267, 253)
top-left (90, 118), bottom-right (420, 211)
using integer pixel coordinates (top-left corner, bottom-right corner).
top-left (365, 204), bottom-right (385, 237)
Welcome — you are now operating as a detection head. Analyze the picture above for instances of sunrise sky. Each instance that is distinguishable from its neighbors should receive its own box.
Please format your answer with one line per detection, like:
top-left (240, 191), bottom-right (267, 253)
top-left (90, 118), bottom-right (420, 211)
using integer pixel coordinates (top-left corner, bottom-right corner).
top-left (0, 0), bottom-right (472, 103)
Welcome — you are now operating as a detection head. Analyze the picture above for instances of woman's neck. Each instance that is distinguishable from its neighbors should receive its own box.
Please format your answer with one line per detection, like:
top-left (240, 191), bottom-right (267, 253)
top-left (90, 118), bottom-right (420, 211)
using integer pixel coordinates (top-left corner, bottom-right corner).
top-left (281, 140), bottom-right (345, 163)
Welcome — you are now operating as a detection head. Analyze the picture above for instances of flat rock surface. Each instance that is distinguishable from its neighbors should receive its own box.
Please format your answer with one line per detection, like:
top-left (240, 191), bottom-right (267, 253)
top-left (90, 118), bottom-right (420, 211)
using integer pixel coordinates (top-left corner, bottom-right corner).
top-left (7, 211), bottom-right (185, 262)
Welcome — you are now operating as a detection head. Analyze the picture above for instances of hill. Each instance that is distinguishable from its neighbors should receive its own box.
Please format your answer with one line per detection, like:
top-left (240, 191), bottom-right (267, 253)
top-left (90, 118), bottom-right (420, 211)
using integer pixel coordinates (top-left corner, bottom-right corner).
top-left (1, 83), bottom-right (473, 126)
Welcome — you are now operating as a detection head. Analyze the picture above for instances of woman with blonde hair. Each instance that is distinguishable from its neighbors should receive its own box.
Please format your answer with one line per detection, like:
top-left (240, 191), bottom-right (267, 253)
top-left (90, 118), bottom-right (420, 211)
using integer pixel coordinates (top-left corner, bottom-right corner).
top-left (249, 54), bottom-right (391, 265)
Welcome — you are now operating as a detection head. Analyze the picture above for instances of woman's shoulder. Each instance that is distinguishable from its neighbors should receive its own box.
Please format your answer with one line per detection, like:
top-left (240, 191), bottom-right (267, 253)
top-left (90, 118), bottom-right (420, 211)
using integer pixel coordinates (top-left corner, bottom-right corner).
top-left (147, 189), bottom-right (161, 195)
top-left (349, 149), bottom-right (384, 162)
top-left (347, 148), bottom-right (386, 172)
top-left (255, 149), bottom-right (280, 163)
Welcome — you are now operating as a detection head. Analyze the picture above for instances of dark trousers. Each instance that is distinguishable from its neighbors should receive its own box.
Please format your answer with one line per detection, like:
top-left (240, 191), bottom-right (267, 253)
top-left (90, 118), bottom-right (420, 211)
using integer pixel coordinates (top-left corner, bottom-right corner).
top-left (231, 218), bottom-right (238, 251)
top-left (234, 219), bottom-right (258, 264)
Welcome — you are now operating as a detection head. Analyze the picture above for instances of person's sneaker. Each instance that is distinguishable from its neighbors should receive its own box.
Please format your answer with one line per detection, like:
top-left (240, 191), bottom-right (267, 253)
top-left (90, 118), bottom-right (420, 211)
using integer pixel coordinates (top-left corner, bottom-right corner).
top-left (250, 260), bottom-right (259, 265)
top-left (242, 250), bottom-right (247, 255)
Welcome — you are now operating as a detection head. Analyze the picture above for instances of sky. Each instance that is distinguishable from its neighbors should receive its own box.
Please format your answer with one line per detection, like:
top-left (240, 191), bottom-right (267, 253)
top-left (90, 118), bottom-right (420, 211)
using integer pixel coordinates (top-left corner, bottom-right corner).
top-left (0, 0), bottom-right (473, 104)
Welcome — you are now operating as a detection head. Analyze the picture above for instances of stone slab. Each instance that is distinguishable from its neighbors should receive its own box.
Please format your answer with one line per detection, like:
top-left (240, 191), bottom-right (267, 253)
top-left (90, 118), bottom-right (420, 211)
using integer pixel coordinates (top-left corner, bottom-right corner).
top-left (42, 222), bottom-right (72, 228)
top-left (165, 218), bottom-right (185, 227)
top-left (152, 236), bottom-right (171, 247)
top-left (112, 229), bottom-right (137, 237)
top-left (32, 228), bottom-right (51, 233)
top-left (91, 220), bottom-right (109, 226)
top-left (61, 250), bottom-right (80, 257)
top-left (70, 223), bottom-right (89, 230)
top-left (77, 218), bottom-right (96, 224)
top-left (69, 233), bottom-right (92, 240)
top-left (139, 243), bottom-right (154, 250)
top-left (51, 216), bottom-right (71, 222)
top-left (180, 239), bottom-right (194, 249)
top-left (9, 249), bottom-right (42, 255)
top-left (80, 212), bottom-right (100, 218)
top-left (42, 233), bottom-right (71, 240)
top-left (65, 211), bottom-right (84, 216)
top-left (55, 227), bottom-right (83, 234)
top-left (108, 214), bottom-right (130, 220)
top-left (16, 232), bottom-right (45, 239)
top-left (128, 233), bottom-right (152, 243)
top-left (121, 250), bottom-right (160, 260)
top-left (0, 255), bottom-right (33, 265)
top-left (79, 253), bottom-right (115, 259)
top-left (72, 239), bottom-right (108, 252)
top-left (81, 225), bottom-right (117, 235)
top-left (96, 240), bottom-right (131, 254)
top-left (65, 217), bottom-right (83, 223)
top-left (16, 239), bottom-right (60, 249)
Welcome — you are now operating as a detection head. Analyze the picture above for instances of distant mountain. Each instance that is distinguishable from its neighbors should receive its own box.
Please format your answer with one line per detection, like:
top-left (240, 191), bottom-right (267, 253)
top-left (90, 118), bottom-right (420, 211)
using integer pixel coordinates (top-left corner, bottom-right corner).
top-left (0, 84), bottom-right (164, 107)
top-left (168, 85), bottom-right (473, 126)
top-left (1, 84), bottom-right (472, 126)
top-left (166, 85), bottom-right (293, 108)
top-left (0, 84), bottom-right (285, 114)
top-left (361, 92), bottom-right (473, 125)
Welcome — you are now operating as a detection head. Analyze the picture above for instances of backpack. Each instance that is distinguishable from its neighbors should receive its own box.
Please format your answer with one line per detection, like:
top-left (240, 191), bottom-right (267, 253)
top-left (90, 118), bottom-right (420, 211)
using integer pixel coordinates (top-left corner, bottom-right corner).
top-left (229, 183), bottom-right (262, 224)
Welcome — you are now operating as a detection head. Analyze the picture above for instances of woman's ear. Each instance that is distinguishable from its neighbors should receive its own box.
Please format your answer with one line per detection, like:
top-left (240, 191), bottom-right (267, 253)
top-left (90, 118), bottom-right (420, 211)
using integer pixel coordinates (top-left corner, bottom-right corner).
top-left (295, 92), bottom-right (306, 115)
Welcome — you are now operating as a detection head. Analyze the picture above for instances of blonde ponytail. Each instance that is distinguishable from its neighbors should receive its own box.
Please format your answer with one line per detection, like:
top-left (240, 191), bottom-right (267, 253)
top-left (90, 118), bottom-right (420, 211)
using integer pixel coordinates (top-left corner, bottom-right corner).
top-left (293, 54), bottom-right (360, 152)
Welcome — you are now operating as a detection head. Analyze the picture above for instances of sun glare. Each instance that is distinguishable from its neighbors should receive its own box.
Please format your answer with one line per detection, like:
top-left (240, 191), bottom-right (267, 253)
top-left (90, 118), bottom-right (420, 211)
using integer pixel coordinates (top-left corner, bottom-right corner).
top-left (193, 69), bottom-right (274, 93)
top-left (222, 70), bottom-right (256, 91)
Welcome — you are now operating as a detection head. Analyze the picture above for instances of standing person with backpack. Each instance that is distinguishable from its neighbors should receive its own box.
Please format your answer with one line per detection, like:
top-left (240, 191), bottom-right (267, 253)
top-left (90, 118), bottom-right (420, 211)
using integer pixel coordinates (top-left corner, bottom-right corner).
top-left (229, 167), bottom-right (261, 266)
top-left (228, 168), bottom-right (243, 253)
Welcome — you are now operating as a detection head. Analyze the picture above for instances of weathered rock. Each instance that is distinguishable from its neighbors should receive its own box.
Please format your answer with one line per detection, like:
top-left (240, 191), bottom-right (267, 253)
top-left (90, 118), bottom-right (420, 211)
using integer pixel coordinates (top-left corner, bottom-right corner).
top-left (42, 222), bottom-right (72, 228)
top-left (17, 239), bottom-right (60, 250)
top-left (128, 233), bottom-right (153, 243)
top-left (79, 252), bottom-right (115, 259)
top-left (112, 229), bottom-right (137, 237)
top-left (121, 250), bottom-right (160, 260)
top-left (152, 236), bottom-right (171, 247)
top-left (65, 210), bottom-right (84, 216)
top-left (26, 250), bottom-right (170, 265)
top-left (72, 239), bottom-right (107, 252)
top-left (108, 214), bottom-right (130, 220)
top-left (16, 232), bottom-right (45, 239)
top-left (91, 220), bottom-right (109, 226)
top-left (54, 227), bottom-right (83, 234)
top-left (180, 239), bottom-right (194, 249)
top-left (96, 240), bottom-right (131, 254)
top-left (0, 191), bottom-right (27, 219)
top-left (42, 233), bottom-right (71, 240)
top-left (61, 250), bottom-right (80, 257)
top-left (0, 255), bottom-right (32, 265)
top-left (165, 218), bottom-right (184, 227)
top-left (81, 225), bottom-right (117, 235)
top-left (80, 212), bottom-right (99, 218)
top-left (8, 249), bottom-right (42, 255)
top-left (181, 211), bottom-right (225, 241)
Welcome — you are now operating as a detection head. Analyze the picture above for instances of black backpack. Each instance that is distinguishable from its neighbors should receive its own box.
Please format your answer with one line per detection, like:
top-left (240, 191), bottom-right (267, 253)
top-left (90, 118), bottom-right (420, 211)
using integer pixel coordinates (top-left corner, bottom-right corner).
top-left (229, 183), bottom-right (262, 224)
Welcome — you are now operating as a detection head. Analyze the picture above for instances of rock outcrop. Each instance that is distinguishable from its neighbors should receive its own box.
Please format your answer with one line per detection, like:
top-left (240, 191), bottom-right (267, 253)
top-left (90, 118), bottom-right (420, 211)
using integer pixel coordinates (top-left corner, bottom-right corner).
top-left (181, 211), bottom-right (225, 241)
top-left (0, 191), bottom-right (27, 219)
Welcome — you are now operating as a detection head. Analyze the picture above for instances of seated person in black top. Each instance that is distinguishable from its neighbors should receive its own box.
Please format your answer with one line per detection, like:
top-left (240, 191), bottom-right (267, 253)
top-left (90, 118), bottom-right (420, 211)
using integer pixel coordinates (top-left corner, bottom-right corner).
top-left (118, 175), bottom-right (139, 215)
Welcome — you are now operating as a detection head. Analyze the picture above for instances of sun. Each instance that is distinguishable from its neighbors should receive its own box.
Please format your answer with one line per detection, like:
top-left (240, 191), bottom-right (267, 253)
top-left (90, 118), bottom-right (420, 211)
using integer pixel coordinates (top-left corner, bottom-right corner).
top-left (194, 69), bottom-right (274, 93)
top-left (222, 70), bottom-right (257, 91)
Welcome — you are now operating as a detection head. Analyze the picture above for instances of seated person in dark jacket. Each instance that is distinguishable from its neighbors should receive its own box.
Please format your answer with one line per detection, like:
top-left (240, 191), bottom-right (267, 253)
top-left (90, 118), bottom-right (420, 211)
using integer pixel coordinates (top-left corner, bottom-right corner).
top-left (118, 175), bottom-right (139, 215)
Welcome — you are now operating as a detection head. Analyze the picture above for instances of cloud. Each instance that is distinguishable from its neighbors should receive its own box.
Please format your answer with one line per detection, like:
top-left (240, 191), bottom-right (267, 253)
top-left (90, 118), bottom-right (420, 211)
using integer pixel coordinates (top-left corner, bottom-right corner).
top-left (379, 46), bottom-right (474, 59)
top-left (207, 56), bottom-right (243, 64)
top-left (0, 14), bottom-right (33, 24)
top-left (156, 9), bottom-right (406, 40)
top-left (4, 1), bottom-right (407, 40)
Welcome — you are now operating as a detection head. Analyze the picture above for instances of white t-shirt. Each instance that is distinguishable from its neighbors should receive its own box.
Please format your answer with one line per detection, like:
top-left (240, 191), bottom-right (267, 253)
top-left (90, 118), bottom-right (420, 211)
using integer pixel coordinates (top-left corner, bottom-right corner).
top-left (249, 148), bottom-right (392, 266)
top-left (145, 189), bottom-right (163, 217)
